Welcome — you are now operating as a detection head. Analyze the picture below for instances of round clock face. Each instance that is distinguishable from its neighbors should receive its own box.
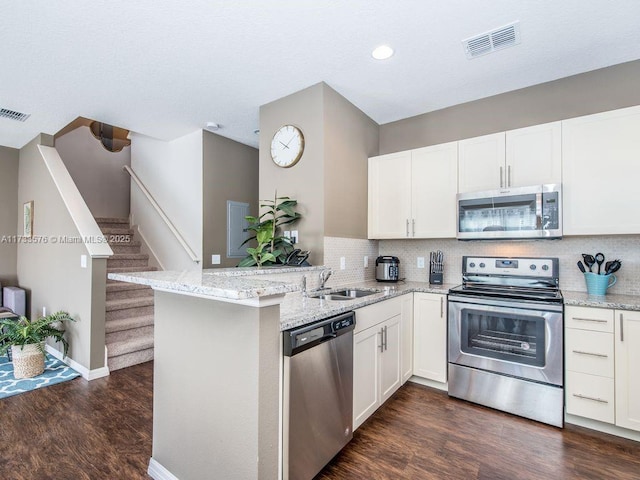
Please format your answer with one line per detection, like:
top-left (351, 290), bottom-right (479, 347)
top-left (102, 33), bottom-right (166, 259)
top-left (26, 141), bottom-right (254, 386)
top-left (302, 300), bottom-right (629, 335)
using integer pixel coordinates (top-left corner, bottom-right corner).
top-left (270, 125), bottom-right (304, 168)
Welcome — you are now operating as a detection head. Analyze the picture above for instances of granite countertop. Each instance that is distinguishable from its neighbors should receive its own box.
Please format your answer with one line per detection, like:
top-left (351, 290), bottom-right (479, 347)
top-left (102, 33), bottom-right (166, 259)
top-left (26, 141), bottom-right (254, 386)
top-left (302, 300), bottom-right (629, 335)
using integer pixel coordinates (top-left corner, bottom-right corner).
top-left (107, 269), bottom-right (305, 300)
top-left (562, 290), bottom-right (640, 311)
top-left (279, 280), bottom-right (455, 330)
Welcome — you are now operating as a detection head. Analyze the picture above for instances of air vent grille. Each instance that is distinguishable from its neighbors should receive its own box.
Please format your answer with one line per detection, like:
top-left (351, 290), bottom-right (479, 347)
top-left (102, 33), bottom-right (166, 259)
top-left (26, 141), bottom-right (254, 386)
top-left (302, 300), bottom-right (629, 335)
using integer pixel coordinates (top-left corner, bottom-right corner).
top-left (0, 108), bottom-right (31, 122)
top-left (463, 22), bottom-right (521, 59)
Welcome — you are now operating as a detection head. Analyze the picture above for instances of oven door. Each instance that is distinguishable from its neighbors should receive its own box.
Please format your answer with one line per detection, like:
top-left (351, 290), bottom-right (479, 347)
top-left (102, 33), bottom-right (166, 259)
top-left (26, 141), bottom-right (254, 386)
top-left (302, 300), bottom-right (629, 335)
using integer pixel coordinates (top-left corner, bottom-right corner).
top-left (448, 295), bottom-right (563, 386)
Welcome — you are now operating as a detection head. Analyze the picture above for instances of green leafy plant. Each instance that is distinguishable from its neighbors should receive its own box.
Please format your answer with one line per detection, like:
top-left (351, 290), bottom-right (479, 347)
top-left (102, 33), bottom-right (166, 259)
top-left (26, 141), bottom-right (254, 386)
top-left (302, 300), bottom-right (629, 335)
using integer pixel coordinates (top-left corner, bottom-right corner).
top-left (238, 192), bottom-right (302, 267)
top-left (0, 311), bottom-right (76, 357)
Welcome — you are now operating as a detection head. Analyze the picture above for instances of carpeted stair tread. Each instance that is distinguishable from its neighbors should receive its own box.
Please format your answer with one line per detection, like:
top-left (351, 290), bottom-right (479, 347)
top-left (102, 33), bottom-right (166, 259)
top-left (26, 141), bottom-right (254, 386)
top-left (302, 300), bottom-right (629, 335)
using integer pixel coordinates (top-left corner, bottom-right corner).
top-left (108, 348), bottom-right (154, 371)
top-left (106, 296), bottom-right (154, 312)
top-left (109, 253), bottom-right (149, 260)
top-left (107, 266), bottom-right (157, 273)
top-left (105, 315), bottom-right (155, 334)
top-left (107, 335), bottom-right (154, 357)
top-left (95, 217), bottom-right (130, 224)
top-left (106, 282), bottom-right (151, 293)
top-left (100, 226), bottom-right (134, 235)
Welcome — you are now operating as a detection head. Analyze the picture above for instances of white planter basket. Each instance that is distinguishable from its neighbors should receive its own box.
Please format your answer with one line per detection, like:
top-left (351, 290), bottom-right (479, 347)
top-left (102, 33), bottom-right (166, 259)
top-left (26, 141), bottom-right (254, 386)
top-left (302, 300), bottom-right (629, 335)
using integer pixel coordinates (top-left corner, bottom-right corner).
top-left (11, 343), bottom-right (45, 379)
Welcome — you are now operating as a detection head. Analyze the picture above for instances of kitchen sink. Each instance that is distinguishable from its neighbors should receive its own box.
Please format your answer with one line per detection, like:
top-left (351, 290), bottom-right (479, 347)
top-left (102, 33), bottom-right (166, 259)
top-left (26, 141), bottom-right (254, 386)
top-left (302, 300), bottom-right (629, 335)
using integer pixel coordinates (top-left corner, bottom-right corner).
top-left (309, 288), bottom-right (380, 301)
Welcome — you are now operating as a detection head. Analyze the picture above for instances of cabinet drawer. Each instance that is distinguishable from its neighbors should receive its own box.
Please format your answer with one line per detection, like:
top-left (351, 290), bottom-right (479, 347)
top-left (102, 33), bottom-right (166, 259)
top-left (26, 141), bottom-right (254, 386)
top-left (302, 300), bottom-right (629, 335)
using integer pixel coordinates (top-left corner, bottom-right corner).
top-left (565, 329), bottom-right (614, 378)
top-left (565, 306), bottom-right (614, 332)
top-left (566, 371), bottom-right (615, 424)
top-left (355, 296), bottom-right (401, 334)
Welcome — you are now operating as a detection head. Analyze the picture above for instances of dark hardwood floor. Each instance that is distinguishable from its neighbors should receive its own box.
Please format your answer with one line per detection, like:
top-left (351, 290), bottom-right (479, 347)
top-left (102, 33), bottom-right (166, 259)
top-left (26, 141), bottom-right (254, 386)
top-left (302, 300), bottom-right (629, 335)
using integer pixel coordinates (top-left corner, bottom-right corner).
top-left (2, 362), bottom-right (640, 479)
top-left (0, 361), bottom-right (153, 479)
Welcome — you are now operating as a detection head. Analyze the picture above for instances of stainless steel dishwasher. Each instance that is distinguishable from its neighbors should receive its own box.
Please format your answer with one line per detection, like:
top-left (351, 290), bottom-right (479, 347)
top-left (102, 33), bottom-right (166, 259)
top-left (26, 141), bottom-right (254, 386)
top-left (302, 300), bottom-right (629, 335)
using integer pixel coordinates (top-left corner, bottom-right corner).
top-left (283, 311), bottom-right (355, 480)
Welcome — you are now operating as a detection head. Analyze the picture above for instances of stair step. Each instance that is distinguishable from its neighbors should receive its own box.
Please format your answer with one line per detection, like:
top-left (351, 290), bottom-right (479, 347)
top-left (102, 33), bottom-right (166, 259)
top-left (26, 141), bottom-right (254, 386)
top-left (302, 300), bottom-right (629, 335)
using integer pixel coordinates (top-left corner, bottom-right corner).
top-left (109, 242), bottom-right (142, 254)
top-left (108, 348), bottom-right (154, 371)
top-left (107, 335), bottom-right (154, 358)
top-left (106, 283), bottom-right (153, 301)
top-left (106, 325), bottom-right (154, 344)
top-left (95, 217), bottom-right (129, 225)
top-left (105, 314), bottom-right (155, 334)
top-left (100, 226), bottom-right (134, 236)
top-left (107, 253), bottom-right (150, 268)
top-left (106, 296), bottom-right (154, 312)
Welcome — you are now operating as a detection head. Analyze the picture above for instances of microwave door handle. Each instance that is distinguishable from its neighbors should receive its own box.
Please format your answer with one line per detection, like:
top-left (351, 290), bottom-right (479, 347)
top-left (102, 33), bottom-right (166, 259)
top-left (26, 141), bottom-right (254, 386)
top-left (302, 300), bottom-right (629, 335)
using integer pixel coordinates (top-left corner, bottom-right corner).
top-left (536, 192), bottom-right (543, 229)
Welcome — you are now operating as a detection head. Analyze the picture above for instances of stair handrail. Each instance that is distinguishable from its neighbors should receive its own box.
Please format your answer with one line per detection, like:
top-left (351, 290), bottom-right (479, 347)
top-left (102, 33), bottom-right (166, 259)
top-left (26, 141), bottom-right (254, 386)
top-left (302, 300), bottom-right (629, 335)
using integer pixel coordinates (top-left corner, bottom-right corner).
top-left (123, 165), bottom-right (200, 264)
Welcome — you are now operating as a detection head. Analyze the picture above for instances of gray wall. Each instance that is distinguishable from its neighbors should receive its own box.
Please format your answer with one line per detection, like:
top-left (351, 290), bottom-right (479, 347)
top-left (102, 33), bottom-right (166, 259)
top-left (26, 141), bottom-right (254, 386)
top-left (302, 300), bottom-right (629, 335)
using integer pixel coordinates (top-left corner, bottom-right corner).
top-left (55, 126), bottom-right (131, 219)
top-left (0, 146), bottom-right (19, 287)
top-left (380, 59), bottom-right (640, 154)
top-left (202, 131), bottom-right (259, 268)
top-left (17, 135), bottom-right (105, 370)
top-left (259, 83), bottom-right (379, 265)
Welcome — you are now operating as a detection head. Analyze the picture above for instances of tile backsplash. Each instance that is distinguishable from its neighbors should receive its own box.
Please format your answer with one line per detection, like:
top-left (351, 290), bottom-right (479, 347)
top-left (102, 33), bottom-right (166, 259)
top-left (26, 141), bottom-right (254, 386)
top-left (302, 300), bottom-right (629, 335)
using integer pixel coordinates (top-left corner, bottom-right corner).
top-left (379, 235), bottom-right (640, 296)
top-left (323, 237), bottom-right (379, 287)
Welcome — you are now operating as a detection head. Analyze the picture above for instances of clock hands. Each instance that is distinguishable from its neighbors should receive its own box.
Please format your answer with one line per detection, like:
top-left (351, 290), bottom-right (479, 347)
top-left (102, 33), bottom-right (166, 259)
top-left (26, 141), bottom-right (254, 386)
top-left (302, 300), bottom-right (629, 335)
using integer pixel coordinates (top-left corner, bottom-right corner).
top-left (279, 141), bottom-right (289, 149)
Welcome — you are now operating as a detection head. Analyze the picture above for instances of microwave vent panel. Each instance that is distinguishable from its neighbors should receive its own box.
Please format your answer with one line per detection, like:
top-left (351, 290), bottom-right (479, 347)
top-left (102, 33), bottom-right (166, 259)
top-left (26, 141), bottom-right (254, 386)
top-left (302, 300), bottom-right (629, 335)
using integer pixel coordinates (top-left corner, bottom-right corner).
top-left (0, 108), bottom-right (31, 122)
top-left (463, 22), bottom-right (521, 59)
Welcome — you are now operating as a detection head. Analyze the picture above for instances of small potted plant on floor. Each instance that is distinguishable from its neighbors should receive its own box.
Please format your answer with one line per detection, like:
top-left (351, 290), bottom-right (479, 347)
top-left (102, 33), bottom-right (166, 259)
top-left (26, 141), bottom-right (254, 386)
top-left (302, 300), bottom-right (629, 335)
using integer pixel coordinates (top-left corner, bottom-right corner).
top-left (0, 311), bottom-right (75, 379)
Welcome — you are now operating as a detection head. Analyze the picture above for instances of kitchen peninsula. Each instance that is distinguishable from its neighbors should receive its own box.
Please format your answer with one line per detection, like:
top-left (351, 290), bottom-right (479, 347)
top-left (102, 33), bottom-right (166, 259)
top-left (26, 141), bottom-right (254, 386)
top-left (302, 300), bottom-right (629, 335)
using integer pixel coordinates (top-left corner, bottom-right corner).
top-left (108, 266), bottom-right (318, 480)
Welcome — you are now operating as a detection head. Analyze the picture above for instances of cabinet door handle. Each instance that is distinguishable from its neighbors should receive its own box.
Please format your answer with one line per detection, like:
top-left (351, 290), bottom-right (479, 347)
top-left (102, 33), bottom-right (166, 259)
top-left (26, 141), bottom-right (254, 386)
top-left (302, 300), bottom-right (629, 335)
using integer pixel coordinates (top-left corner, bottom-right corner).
top-left (620, 313), bottom-right (624, 342)
top-left (406, 219), bottom-right (409, 237)
top-left (499, 166), bottom-right (504, 188)
top-left (412, 219), bottom-right (415, 237)
top-left (507, 165), bottom-right (511, 187)
top-left (572, 317), bottom-right (608, 324)
top-left (379, 328), bottom-right (384, 353)
top-left (572, 350), bottom-right (608, 358)
top-left (440, 297), bottom-right (444, 318)
top-left (572, 393), bottom-right (609, 404)
top-left (384, 325), bottom-right (388, 351)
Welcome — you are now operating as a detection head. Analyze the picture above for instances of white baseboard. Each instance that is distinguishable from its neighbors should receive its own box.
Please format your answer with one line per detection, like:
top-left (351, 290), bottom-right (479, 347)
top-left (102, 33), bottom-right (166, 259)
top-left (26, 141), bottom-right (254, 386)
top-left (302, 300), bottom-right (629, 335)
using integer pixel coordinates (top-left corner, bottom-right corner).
top-left (565, 414), bottom-right (640, 442)
top-left (409, 375), bottom-right (448, 391)
top-left (148, 458), bottom-right (179, 480)
top-left (45, 345), bottom-right (110, 381)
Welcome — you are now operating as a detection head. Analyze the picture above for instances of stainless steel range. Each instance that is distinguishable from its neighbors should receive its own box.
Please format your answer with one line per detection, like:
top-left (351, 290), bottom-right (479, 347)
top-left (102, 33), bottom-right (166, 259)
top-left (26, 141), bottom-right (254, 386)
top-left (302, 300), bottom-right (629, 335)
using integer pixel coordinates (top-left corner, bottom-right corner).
top-left (448, 256), bottom-right (564, 427)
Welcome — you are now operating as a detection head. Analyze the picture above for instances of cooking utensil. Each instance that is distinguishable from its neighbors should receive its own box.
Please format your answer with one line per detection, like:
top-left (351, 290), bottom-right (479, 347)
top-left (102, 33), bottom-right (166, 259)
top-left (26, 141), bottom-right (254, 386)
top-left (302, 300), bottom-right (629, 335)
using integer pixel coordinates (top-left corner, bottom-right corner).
top-left (582, 254), bottom-right (595, 272)
top-left (605, 259), bottom-right (622, 275)
top-left (595, 252), bottom-right (605, 274)
top-left (577, 261), bottom-right (586, 273)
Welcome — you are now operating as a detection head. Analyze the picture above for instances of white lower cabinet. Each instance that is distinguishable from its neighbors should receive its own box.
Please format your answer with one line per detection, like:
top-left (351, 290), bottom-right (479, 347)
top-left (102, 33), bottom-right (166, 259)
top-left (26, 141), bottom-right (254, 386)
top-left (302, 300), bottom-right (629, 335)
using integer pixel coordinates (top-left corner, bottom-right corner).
top-left (353, 294), bottom-right (412, 430)
top-left (565, 305), bottom-right (640, 432)
top-left (412, 292), bottom-right (447, 383)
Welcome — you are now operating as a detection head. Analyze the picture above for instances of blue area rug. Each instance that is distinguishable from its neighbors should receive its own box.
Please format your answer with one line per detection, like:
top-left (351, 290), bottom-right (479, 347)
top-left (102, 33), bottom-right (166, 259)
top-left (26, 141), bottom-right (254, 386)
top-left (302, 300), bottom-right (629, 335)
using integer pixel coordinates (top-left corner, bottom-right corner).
top-left (0, 353), bottom-right (81, 399)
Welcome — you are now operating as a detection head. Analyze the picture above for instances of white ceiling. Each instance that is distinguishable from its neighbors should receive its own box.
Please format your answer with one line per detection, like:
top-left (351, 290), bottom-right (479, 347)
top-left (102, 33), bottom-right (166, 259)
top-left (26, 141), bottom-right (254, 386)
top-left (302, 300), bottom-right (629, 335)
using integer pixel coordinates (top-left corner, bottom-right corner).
top-left (2, 0), bottom-right (640, 149)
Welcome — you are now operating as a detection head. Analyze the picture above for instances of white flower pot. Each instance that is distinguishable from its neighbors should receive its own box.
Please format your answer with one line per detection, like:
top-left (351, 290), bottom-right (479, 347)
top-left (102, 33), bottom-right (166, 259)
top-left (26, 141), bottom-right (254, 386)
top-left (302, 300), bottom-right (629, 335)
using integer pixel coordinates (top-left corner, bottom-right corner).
top-left (11, 343), bottom-right (45, 379)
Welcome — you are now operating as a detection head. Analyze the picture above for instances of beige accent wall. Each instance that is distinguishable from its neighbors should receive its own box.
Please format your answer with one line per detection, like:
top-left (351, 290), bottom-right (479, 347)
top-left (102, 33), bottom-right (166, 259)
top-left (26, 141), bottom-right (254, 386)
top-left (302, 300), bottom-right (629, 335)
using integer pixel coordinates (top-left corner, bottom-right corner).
top-left (259, 83), bottom-right (379, 265)
top-left (202, 131), bottom-right (258, 268)
top-left (324, 86), bottom-right (379, 238)
top-left (17, 135), bottom-right (106, 370)
top-left (380, 59), bottom-right (640, 154)
top-left (260, 84), bottom-right (326, 265)
top-left (55, 126), bottom-right (131, 219)
top-left (0, 146), bottom-right (19, 286)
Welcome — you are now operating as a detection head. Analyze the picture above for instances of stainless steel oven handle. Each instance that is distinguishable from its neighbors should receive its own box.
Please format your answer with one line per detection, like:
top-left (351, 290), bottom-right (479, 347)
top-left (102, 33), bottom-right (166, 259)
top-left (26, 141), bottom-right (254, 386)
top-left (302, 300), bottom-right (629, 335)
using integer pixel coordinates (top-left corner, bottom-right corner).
top-left (572, 393), bottom-right (609, 404)
top-left (571, 317), bottom-right (608, 324)
top-left (572, 350), bottom-right (608, 358)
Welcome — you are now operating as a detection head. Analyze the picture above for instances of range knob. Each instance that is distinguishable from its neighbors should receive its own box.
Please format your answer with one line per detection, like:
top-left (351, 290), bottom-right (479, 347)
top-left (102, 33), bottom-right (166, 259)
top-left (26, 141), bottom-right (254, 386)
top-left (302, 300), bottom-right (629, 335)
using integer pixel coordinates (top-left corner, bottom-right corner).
top-left (479, 262), bottom-right (485, 268)
top-left (542, 264), bottom-right (549, 271)
top-left (530, 264), bottom-right (537, 271)
top-left (469, 262), bottom-right (476, 268)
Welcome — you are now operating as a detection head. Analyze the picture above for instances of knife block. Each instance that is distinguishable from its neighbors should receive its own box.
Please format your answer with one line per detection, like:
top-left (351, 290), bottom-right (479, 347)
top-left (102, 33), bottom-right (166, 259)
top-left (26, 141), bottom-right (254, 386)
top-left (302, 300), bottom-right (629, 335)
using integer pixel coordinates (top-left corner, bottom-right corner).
top-left (429, 271), bottom-right (443, 285)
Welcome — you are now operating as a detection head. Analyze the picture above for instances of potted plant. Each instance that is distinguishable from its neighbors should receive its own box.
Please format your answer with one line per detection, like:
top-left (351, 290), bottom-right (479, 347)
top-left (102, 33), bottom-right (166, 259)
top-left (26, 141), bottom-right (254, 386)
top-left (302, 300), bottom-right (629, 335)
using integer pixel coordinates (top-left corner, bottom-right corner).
top-left (238, 192), bottom-right (302, 267)
top-left (0, 311), bottom-right (75, 379)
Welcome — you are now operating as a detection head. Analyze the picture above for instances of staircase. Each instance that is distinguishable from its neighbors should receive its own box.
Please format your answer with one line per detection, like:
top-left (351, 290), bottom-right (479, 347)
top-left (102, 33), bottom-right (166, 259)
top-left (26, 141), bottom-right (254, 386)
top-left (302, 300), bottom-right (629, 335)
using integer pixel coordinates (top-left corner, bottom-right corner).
top-left (97, 217), bottom-right (156, 371)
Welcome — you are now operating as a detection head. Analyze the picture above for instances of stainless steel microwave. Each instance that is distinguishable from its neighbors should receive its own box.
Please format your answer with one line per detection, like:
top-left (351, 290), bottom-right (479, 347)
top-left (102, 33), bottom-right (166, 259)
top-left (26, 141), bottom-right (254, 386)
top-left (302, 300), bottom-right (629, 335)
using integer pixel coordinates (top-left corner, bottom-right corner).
top-left (456, 184), bottom-right (562, 240)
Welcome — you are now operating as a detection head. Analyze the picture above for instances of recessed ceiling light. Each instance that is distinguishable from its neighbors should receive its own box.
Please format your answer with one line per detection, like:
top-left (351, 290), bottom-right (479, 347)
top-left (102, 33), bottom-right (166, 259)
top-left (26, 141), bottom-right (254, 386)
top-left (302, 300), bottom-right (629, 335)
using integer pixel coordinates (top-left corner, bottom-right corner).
top-left (372, 45), bottom-right (394, 60)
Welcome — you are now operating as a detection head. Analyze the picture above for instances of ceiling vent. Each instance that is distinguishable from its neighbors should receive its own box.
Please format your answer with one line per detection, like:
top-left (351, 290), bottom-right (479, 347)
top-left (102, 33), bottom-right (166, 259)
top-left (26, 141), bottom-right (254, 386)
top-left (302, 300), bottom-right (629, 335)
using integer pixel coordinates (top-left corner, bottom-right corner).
top-left (0, 108), bottom-right (31, 122)
top-left (463, 22), bottom-right (521, 59)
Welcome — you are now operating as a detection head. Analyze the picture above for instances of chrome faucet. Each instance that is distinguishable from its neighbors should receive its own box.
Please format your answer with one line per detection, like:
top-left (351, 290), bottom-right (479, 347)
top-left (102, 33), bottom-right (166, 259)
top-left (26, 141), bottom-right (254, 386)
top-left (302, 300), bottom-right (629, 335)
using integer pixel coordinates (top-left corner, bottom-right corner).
top-left (319, 269), bottom-right (333, 290)
top-left (301, 275), bottom-right (307, 296)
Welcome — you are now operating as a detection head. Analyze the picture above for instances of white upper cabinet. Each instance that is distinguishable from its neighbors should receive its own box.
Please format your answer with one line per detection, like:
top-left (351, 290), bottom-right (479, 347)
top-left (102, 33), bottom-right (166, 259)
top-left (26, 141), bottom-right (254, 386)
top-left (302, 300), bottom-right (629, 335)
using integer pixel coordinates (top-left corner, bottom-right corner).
top-left (562, 105), bottom-right (640, 235)
top-left (506, 121), bottom-right (562, 187)
top-left (458, 132), bottom-right (505, 193)
top-left (458, 122), bottom-right (561, 193)
top-left (368, 151), bottom-right (412, 239)
top-left (368, 142), bottom-right (458, 239)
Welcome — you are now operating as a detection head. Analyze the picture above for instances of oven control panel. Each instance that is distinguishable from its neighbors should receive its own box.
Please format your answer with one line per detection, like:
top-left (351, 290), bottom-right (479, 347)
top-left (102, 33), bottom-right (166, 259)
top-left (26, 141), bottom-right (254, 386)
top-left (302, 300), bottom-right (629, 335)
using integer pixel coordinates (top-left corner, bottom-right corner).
top-left (463, 256), bottom-right (557, 278)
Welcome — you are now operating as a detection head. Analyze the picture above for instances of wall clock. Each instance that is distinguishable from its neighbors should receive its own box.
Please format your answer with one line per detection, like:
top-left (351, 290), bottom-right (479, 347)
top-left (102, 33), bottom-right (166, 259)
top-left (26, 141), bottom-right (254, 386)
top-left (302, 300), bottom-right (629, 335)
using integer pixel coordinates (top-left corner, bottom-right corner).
top-left (270, 124), bottom-right (305, 168)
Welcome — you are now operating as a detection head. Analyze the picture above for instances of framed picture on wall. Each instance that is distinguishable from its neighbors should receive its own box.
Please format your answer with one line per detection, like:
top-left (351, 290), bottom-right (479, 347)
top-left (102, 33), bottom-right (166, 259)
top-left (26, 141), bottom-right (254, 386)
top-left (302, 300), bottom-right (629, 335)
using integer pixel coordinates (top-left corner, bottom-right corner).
top-left (23, 201), bottom-right (34, 238)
